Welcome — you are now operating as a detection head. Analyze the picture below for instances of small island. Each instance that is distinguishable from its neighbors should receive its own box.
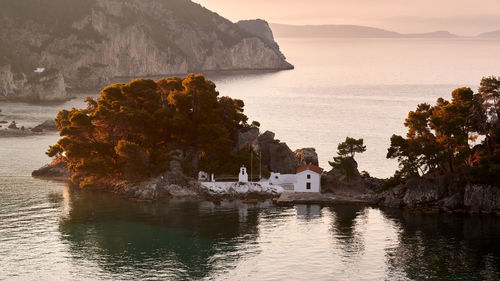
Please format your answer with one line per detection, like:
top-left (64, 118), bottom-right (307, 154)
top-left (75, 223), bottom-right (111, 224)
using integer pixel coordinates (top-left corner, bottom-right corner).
top-left (33, 74), bottom-right (500, 215)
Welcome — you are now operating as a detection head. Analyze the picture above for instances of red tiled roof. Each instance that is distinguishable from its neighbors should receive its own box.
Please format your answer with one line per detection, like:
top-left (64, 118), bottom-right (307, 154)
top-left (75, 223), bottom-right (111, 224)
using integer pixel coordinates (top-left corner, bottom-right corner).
top-left (296, 164), bottom-right (323, 174)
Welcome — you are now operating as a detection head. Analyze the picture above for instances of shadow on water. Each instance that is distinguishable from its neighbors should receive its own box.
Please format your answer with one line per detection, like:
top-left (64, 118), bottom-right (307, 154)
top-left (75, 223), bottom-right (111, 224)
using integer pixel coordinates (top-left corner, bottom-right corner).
top-left (58, 187), bottom-right (262, 279)
top-left (324, 204), bottom-right (500, 280)
top-left (380, 208), bottom-right (500, 280)
top-left (327, 205), bottom-right (367, 261)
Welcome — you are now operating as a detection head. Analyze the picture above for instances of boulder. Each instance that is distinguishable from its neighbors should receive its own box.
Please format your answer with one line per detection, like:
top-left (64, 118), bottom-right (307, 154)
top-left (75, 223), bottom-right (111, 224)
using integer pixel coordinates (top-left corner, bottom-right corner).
top-left (268, 142), bottom-right (298, 173)
top-left (7, 121), bottom-right (18, 129)
top-left (255, 130), bottom-right (298, 173)
top-left (295, 147), bottom-right (319, 166)
top-left (32, 119), bottom-right (58, 132)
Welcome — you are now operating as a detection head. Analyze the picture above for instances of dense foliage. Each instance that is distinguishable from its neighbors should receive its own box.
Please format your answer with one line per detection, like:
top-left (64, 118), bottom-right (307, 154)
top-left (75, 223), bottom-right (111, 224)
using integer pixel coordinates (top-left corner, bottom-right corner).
top-left (329, 137), bottom-right (366, 181)
top-left (387, 76), bottom-right (500, 185)
top-left (47, 74), bottom-right (255, 188)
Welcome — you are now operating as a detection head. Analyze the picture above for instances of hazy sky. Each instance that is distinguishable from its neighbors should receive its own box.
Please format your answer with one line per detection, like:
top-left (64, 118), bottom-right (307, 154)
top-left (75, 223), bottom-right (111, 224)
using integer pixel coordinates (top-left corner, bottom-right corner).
top-left (194, 0), bottom-right (500, 35)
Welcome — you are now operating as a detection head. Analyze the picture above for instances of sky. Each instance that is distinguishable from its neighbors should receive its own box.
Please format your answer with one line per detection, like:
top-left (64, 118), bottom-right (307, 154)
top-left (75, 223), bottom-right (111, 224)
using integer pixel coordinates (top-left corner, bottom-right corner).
top-left (194, 0), bottom-right (500, 36)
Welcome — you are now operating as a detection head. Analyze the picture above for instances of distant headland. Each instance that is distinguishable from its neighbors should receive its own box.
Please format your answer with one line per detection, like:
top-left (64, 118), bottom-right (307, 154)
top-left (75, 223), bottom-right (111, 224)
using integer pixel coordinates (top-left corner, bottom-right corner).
top-left (0, 0), bottom-right (292, 102)
top-left (270, 23), bottom-right (500, 39)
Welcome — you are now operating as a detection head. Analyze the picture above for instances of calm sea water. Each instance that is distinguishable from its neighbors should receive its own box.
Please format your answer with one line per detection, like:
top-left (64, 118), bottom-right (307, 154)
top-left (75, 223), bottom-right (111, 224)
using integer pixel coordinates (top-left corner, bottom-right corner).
top-left (1, 38), bottom-right (500, 280)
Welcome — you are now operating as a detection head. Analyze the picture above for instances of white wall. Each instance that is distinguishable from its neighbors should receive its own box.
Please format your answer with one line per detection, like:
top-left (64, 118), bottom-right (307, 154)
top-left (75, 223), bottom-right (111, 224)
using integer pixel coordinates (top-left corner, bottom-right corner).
top-left (269, 172), bottom-right (297, 185)
top-left (294, 171), bottom-right (321, 192)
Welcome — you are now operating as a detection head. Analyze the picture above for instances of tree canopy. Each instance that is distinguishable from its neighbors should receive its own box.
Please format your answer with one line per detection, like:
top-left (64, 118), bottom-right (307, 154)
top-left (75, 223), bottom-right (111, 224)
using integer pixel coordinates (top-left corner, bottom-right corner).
top-left (387, 78), bottom-right (500, 185)
top-left (329, 137), bottom-right (366, 181)
top-left (47, 74), bottom-right (254, 188)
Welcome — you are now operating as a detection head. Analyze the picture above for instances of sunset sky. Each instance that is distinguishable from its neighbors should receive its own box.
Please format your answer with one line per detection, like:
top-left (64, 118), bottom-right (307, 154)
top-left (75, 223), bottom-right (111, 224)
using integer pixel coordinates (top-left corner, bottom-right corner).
top-left (194, 0), bottom-right (500, 35)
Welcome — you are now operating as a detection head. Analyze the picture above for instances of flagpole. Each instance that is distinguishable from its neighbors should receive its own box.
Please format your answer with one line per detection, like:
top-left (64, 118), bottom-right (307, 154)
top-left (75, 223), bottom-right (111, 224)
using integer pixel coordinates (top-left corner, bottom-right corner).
top-left (259, 151), bottom-right (262, 181)
top-left (250, 151), bottom-right (253, 183)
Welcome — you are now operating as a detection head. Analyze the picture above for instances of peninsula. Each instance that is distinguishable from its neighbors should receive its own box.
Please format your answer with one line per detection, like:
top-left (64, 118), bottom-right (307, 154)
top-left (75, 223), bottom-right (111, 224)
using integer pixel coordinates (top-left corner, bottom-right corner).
top-left (0, 0), bottom-right (292, 102)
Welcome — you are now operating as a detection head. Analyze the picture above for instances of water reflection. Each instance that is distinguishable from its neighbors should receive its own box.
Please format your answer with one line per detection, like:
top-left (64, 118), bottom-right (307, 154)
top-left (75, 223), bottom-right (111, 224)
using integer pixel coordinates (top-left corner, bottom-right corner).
top-left (381, 209), bottom-right (500, 280)
top-left (295, 204), bottom-right (321, 219)
top-left (58, 188), bottom-right (262, 279)
top-left (328, 205), bottom-right (369, 276)
top-left (56, 188), bottom-right (500, 280)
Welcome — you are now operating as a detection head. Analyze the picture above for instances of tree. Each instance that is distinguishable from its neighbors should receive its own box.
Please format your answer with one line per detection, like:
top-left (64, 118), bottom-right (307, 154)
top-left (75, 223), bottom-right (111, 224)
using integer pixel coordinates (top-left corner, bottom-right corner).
top-left (336, 137), bottom-right (366, 158)
top-left (47, 74), bottom-right (252, 188)
top-left (329, 137), bottom-right (366, 181)
top-left (387, 84), bottom-right (494, 181)
top-left (478, 76), bottom-right (500, 120)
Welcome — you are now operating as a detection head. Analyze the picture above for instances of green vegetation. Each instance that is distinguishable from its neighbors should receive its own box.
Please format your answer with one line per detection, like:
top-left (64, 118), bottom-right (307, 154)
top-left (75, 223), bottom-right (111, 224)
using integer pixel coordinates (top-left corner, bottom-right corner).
top-left (0, 0), bottom-right (96, 38)
top-left (387, 76), bottom-right (500, 185)
top-left (329, 137), bottom-right (366, 181)
top-left (47, 74), bottom-right (256, 188)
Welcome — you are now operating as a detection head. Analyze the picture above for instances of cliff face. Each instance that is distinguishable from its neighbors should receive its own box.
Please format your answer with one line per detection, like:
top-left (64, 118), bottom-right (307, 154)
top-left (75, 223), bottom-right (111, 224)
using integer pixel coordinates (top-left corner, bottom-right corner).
top-left (0, 65), bottom-right (69, 101)
top-left (236, 19), bottom-right (287, 61)
top-left (0, 0), bottom-right (293, 101)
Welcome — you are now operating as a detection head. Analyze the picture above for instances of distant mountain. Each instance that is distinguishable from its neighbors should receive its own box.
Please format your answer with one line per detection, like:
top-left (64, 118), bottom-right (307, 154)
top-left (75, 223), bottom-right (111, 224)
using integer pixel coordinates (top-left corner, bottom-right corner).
top-left (270, 23), bottom-right (400, 38)
top-left (403, 31), bottom-right (457, 38)
top-left (477, 30), bottom-right (500, 38)
top-left (270, 23), bottom-right (458, 38)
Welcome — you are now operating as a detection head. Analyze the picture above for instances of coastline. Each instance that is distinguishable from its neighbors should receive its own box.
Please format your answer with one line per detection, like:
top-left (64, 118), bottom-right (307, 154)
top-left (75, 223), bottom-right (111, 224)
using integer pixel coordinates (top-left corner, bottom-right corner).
top-left (31, 161), bottom-right (500, 216)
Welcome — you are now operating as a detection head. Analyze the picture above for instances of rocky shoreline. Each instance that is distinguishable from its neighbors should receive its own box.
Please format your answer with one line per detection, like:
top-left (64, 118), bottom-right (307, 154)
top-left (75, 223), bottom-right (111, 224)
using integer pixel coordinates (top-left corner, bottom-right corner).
top-left (32, 158), bottom-right (284, 202)
top-left (0, 119), bottom-right (59, 137)
top-left (32, 158), bottom-right (500, 215)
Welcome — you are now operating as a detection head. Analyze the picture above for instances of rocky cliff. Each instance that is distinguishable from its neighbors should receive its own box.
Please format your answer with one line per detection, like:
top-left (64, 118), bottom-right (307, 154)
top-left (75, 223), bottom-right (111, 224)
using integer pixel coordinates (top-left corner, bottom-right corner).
top-left (0, 0), bottom-right (293, 101)
top-left (0, 65), bottom-right (69, 102)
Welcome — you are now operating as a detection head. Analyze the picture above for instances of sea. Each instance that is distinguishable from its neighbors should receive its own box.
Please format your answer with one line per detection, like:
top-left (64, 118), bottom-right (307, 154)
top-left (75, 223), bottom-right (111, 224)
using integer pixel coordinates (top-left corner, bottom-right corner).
top-left (0, 38), bottom-right (499, 280)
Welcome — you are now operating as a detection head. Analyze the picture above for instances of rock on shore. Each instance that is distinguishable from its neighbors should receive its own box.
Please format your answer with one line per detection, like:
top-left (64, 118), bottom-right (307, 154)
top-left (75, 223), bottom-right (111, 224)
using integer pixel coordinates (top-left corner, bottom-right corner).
top-left (200, 181), bottom-right (284, 199)
top-left (322, 164), bottom-right (500, 215)
top-left (32, 158), bottom-right (72, 180)
top-left (378, 175), bottom-right (500, 215)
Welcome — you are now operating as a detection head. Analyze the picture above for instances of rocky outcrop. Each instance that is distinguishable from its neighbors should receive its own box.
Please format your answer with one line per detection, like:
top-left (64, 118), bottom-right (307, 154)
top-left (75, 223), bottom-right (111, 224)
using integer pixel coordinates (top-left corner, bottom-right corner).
top-left (295, 147), bottom-right (319, 166)
top-left (234, 128), bottom-right (322, 173)
top-left (32, 158), bottom-right (72, 180)
top-left (321, 166), bottom-right (380, 204)
top-left (236, 19), bottom-right (288, 62)
top-left (0, 0), bottom-right (292, 101)
top-left (7, 121), bottom-right (18, 130)
top-left (22, 69), bottom-right (69, 102)
top-left (114, 173), bottom-right (201, 201)
top-left (0, 65), bottom-right (70, 102)
top-left (379, 175), bottom-right (500, 215)
top-left (0, 65), bottom-right (17, 99)
top-left (200, 181), bottom-right (284, 200)
top-left (321, 157), bottom-right (500, 215)
top-left (234, 126), bottom-right (259, 152)
top-left (31, 119), bottom-right (58, 132)
top-left (255, 131), bottom-right (298, 174)
top-left (464, 184), bottom-right (500, 214)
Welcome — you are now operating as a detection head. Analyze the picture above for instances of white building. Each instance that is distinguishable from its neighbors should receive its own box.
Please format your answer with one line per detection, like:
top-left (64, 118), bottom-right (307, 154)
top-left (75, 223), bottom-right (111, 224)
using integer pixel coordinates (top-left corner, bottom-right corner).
top-left (269, 172), bottom-right (296, 190)
top-left (238, 166), bottom-right (249, 183)
top-left (294, 164), bottom-right (323, 193)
